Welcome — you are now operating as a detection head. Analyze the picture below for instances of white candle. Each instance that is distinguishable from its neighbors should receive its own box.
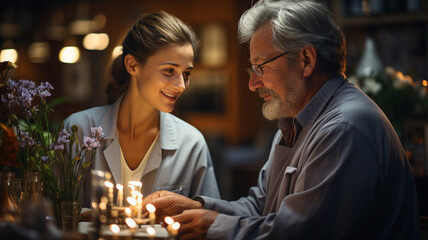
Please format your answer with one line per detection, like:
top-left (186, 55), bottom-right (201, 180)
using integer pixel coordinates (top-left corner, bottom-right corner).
top-left (128, 181), bottom-right (142, 192)
top-left (164, 216), bottom-right (174, 235)
top-left (116, 184), bottom-right (123, 207)
top-left (135, 192), bottom-right (143, 219)
top-left (127, 197), bottom-right (137, 217)
top-left (146, 203), bottom-right (156, 226)
top-left (104, 181), bottom-right (114, 204)
top-left (146, 226), bottom-right (156, 240)
top-left (171, 222), bottom-right (180, 237)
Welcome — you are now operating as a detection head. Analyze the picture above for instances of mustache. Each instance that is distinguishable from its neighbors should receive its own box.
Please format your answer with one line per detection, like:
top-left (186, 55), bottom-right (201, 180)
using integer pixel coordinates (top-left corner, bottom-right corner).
top-left (258, 87), bottom-right (276, 98)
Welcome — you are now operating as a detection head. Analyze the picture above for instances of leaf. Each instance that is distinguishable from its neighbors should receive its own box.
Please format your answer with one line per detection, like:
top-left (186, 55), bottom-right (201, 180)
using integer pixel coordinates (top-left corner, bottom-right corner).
top-left (47, 97), bottom-right (68, 109)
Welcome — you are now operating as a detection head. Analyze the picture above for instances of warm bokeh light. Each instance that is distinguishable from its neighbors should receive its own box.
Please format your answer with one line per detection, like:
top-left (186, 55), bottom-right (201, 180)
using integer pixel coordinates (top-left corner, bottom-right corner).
top-left (28, 42), bottom-right (50, 63)
top-left (146, 226), bottom-right (156, 236)
top-left (127, 197), bottom-right (137, 206)
top-left (172, 222), bottom-right (180, 230)
top-left (164, 216), bottom-right (174, 225)
top-left (125, 217), bottom-right (137, 228)
top-left (116, 183), bottom-right (123, 190)
top-left (112, 46), bottom-right (122, 59)
top-left (59, 46), bottom-right (79, 63)
top-left (0, 49), bottom-right (18, 63)
top-left (422, 80), bottom-right (427, 87)
top-left (92, 14), bottom-right (107, 30)
top-left (110, 224), bottom-right (120, 233)
top-left (146, 203), bottom-right (156, 213)
top-left (104, 181), bottom-right (114, 188)
top-left (125, 207), bottom-right (132, 216)
top-left (83, 33), bottom-right (109, 50)
top-left (128, 181), bottom-right (142, 188)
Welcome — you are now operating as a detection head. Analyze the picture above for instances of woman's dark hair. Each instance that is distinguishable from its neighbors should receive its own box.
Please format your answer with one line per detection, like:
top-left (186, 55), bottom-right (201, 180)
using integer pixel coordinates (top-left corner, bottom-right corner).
top-left (106, 11), bottom-right (199, 104)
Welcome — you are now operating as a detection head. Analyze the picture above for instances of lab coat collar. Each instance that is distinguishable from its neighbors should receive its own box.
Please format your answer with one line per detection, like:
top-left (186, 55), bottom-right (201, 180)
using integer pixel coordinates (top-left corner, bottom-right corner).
top-left (98, 94), bottom-right (180, 183)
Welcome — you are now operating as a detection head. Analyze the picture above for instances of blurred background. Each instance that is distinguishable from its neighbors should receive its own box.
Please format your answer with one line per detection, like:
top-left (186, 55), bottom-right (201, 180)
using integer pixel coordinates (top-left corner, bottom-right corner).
top-left (1, 0), bottom-right (428, 218)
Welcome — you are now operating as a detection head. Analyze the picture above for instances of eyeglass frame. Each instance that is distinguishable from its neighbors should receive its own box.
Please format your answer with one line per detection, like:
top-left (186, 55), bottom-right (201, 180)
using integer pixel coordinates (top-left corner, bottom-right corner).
top-left (251, 51), bottom-right (290, 77)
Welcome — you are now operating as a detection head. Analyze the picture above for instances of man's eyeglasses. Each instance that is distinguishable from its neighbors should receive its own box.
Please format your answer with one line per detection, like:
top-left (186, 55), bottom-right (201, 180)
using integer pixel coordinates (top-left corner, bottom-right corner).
top-left (251, 51), bottom-right (290, 77)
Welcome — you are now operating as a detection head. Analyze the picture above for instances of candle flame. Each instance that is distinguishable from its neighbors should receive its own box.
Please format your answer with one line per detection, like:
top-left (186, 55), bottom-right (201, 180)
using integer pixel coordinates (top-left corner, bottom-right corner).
top-left (110, 224), bottom-right (120, 233)
top-left (132, 190), bottom-right (142, 198)
top-left (146, 203), bottom-right (156, 213)
top-left (116, 183), bottom-right (123, 190)
top-left (146, 226), bottom-right (156, 236)
top-left (164, 216), bottom-right (174, 225)
top-left (128, 181), bottom-right (142, 187)
top-left (125, 217), bottom-right (137, 228)
top-left (104, 181), bottom-right (114, 188)
top-left (172, 222), bottom-right (180, 230)
top-left (423, 80), bottom-right (428, 87)
top-left (125, 207), bottom-right (132, 215)
top-left (127, 197), bottom-right (137, 206)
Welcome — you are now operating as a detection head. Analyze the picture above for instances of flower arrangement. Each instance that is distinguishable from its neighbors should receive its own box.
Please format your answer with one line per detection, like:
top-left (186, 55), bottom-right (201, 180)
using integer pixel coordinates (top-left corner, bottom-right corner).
top-left (0, 61), bottom-right (104, 228)
top-left (349, 66), bottom-right (428, 142)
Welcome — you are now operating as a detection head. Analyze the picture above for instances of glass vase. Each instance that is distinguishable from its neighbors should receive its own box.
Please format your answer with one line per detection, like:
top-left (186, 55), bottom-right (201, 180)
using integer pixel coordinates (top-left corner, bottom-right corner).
top-left (61, 201), bottom-right (80, 232)
top-left (22, 170), bottom-right (43, 203)
top-left (0, 171), bottom-right (20, 222)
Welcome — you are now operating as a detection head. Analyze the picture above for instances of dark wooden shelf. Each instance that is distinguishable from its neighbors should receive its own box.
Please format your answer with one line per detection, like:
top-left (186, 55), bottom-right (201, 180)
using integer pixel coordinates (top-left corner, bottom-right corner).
top-left (338, 12), bottom-right (428, 27)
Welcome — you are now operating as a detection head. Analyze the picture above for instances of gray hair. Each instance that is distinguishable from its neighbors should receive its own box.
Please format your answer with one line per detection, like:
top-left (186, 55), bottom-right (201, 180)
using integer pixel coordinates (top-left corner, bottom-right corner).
top-left (238, 0), bottom-right (346, 74)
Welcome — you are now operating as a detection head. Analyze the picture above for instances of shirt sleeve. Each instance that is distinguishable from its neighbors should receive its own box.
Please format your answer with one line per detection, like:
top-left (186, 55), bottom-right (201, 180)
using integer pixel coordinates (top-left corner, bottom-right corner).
top-left (189, 137), bottom-right (221, 199)
top-left (205, 123), bottom-right (386, 239)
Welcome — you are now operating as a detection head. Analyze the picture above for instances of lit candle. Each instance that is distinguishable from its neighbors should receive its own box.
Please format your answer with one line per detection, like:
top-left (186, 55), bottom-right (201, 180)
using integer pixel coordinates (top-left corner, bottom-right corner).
top-left (171, 222), bottom-right (180, 237)
top-left (127, 197), bottom-right (137, 217)
top-left (164, 216), bottom-right (174, 235)
top-left (125, 207), bottom-right (132, 217)
top-left (110, 224), bottom-right (120, 240)
top-left (125, 217), bottom-right (137, 235)
top-left (146, 226), bottom-right (156, 240)
top-left (116, 184), bottom-right (123, 207)
top-left (104, 181), bottom-right (114, 204)
top-left (135, 192), bottom-right (143, 219)
top-left (146, 203), bottom-right (156, 226)
top-left (128, 181), bottom-right (142, 192)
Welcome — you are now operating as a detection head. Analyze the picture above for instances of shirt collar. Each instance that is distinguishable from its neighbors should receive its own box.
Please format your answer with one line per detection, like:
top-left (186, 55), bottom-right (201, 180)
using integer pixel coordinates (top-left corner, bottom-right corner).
top-left (100, 94), bottom-right (179, 150)
top-left (159, 111), bottom-right (179, 150)
top-left (295, 73), bottom-right (346, 129)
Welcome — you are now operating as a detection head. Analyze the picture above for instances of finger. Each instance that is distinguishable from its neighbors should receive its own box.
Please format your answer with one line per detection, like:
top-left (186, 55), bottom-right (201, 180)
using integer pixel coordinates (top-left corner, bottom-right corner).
top-left (172, 212), bottom-right (195, 224)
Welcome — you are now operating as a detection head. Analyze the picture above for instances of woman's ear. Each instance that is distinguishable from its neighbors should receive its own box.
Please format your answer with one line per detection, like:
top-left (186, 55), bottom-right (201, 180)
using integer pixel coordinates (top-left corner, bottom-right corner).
top-left (124, 54), bottom-right (138, 76)
top-left (299, 46), bottom-right (317, 77)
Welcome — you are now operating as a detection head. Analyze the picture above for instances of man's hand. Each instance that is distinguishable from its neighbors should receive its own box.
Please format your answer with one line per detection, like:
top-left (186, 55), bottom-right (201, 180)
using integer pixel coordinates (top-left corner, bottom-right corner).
top-left (142, 191), bottom-right (203, 220)
top-left (173, 209), bottom-right (219, 240)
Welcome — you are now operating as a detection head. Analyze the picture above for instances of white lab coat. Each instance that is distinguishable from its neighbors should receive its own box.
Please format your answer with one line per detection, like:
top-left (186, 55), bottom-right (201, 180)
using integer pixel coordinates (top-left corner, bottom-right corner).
top-left (64, 95), bottom-right (220, 208)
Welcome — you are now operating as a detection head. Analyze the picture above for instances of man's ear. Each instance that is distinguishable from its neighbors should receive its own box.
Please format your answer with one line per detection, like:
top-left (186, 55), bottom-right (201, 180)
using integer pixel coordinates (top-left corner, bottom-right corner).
top-left (299, 46), bottom-right (317, 77)
top-left (124, 54), bottom-right (138, 76)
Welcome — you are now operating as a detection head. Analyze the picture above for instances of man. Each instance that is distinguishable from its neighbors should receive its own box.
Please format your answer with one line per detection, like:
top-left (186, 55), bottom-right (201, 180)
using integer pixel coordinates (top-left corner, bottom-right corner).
top-left (142, 0), bottom-right (419, 239)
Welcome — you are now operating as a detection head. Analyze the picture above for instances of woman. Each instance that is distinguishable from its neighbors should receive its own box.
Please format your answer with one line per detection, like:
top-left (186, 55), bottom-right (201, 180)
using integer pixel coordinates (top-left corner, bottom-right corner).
top-left (63, 11), bottom-right (220, 213)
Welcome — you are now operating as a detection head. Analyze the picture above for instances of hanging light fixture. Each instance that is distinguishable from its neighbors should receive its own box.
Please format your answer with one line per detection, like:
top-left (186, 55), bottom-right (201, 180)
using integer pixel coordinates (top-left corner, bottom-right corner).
top-left (59, 37), bottom-right (80, 64)
top-left (83, 33), bottom-right (109, 50)
top-left (59, 46), bottom-right (79, 64)
top-left (0, 40), bottom-right (18, 63)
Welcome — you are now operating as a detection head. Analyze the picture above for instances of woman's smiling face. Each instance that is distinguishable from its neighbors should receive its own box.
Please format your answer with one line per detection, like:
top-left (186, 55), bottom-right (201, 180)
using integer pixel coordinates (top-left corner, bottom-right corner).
top-left (133, 44), bottom-right (194, 113)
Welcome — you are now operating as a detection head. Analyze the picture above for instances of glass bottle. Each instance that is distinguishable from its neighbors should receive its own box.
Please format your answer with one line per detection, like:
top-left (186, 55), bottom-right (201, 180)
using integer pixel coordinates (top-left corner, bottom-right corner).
top-left (0, 171), bottom-right (20, 222)
top-left (22, 171), bottom-right (43, 204)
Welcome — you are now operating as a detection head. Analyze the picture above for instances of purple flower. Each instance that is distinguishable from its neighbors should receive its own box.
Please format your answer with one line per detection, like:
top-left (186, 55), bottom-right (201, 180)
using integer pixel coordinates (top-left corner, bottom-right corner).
top-left (18, 131), bottom-right (35, 148)
top-left (50, 129), bottom-right (71, 151)
top-left (57, 129), bottom-right (70, 144)
top-left (91, 127), bottom-right (104, 140)
top-left (41, 156), bottom-right (49, 162)
top-left (83, 136), bottom-right (100, 151)
top-left (36, 82), bottom-right (53, 99)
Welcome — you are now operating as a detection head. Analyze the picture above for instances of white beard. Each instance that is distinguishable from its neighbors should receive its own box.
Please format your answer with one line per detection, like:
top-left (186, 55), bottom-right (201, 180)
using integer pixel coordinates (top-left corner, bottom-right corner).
top-left (261, 90), bottom-right (283, 120)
